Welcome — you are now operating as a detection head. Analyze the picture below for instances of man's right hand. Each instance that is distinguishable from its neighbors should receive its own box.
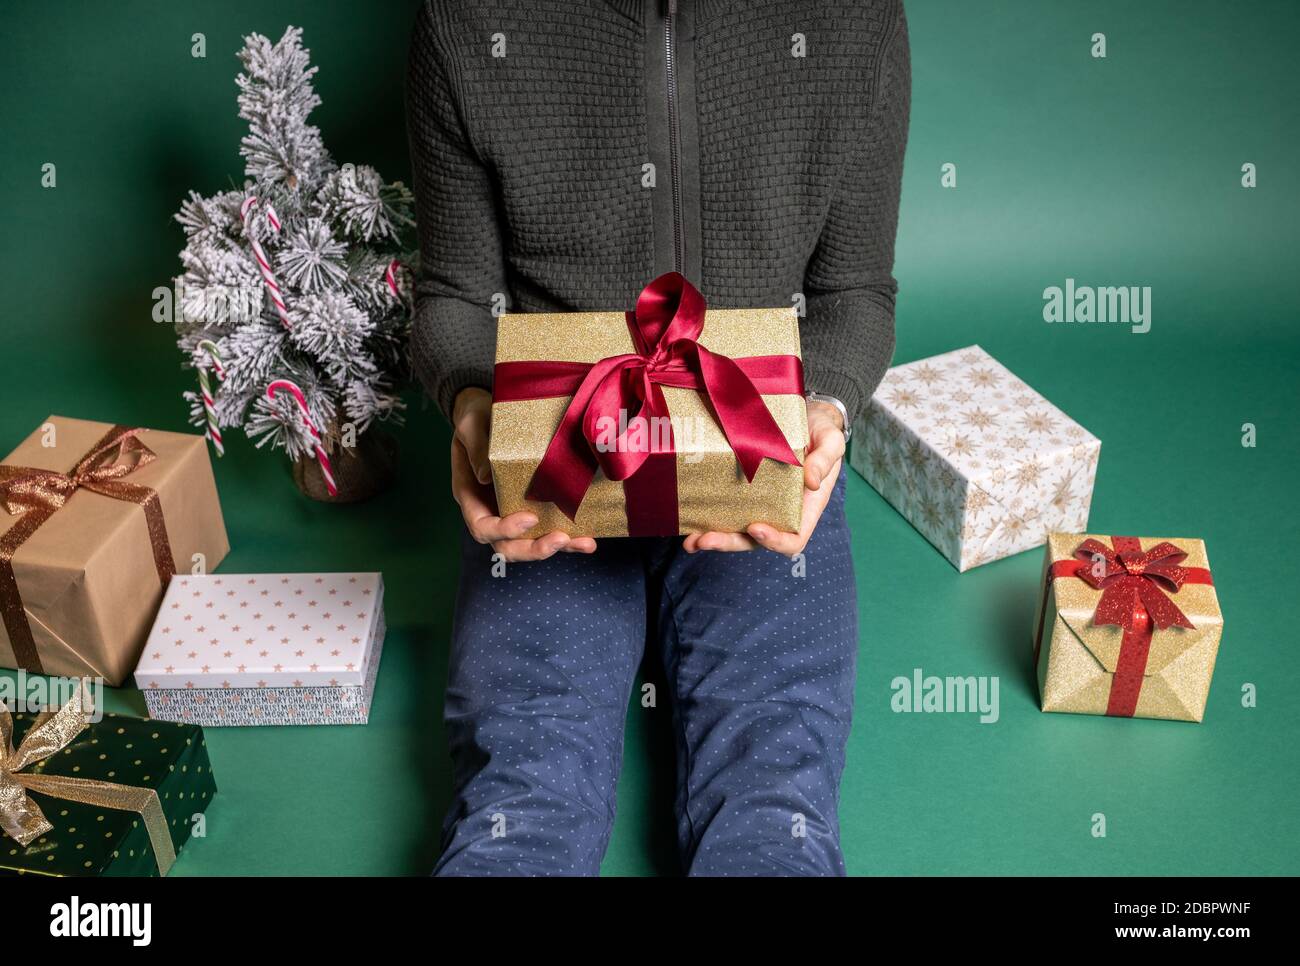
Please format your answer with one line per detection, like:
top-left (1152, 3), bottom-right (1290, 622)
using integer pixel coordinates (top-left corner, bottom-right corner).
top-left (451, 387), bottom-right (596, 561)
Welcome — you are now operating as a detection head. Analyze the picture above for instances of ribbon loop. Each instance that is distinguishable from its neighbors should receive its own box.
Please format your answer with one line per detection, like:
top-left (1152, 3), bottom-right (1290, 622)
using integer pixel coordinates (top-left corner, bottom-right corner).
top-left (0, 428), bottom-right (156, 515)
top-left (1071, 536), bottom-right (1196, 631)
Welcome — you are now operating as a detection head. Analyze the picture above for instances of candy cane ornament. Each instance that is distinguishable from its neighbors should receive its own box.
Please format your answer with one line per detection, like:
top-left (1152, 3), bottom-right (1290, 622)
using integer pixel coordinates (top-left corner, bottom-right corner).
top-left (385, 259), bottom-right (407, 302)
top-left (266, 379), bottom-right (337, 497)
top-left (240, 197), bottom-right (292, 329)
top-left (195, 339), bottom-right (225, 457)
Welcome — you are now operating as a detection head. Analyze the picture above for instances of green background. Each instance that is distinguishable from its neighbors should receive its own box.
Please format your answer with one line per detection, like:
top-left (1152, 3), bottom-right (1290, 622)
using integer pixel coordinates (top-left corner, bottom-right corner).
top-left (1, 0), bottom-right (1297, 875)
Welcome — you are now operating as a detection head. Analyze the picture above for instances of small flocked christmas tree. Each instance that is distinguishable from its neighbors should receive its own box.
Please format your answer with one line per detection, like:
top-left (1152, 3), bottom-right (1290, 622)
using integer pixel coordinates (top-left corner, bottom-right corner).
top-left (173, 27), bottom-right (414, 493)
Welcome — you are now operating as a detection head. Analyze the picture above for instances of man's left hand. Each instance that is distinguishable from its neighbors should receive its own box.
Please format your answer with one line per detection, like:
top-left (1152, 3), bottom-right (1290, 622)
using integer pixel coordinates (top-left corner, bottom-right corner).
top-left (682, 399), bottom-right (846, 556)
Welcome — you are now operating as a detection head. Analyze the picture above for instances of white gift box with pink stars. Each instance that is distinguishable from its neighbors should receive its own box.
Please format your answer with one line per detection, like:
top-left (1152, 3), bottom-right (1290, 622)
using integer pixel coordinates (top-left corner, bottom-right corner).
top-left (134, 573), bottom-right (386, 725)
top-left (849, 346), bottom-right (1101, 572)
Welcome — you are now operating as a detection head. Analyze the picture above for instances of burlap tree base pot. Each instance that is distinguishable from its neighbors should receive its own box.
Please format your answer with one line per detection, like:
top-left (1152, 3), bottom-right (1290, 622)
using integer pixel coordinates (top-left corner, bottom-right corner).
top-left (293, 428), bottom-right (399, 503)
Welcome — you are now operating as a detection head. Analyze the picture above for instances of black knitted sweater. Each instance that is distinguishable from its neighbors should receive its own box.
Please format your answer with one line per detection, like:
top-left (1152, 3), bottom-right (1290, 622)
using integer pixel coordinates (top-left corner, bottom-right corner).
top-left (406, 0), bottom-right (910, 425)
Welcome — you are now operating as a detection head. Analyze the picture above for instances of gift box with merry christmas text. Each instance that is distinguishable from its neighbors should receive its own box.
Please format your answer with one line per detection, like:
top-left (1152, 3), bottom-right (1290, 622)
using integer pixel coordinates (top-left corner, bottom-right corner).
top-left (490, 274), bottom-right (808, 537)
top-left (1033, 533), bottom-right (1223, 722)
top-left (0, 416), bottom-right (229, 686)
top-left (849, 346), bottom-right (1100, 571)
top-left (135, 572), bottom-right (386, 726)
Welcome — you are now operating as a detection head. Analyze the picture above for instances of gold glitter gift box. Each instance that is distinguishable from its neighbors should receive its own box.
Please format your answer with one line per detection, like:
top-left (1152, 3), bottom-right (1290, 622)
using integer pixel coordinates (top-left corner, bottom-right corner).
top-left (1032, 532), bottom-right (1223, 722)
top-left (0, 416), bottom-right (229, 686)
top-left (489, 281), bottom-right (808, 538)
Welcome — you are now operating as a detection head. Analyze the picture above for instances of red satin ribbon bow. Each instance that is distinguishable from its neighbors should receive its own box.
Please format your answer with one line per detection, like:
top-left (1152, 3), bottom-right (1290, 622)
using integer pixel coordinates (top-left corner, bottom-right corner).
top-left (493, 273), bottom-right (803, 535)
top-left (1039, 536), bottom-right (1213, 717)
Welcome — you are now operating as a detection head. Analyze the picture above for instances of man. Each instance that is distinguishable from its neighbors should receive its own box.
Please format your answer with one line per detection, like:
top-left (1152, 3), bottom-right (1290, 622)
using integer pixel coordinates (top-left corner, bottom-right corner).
top-left (407, 0), bottom-right (909, 875)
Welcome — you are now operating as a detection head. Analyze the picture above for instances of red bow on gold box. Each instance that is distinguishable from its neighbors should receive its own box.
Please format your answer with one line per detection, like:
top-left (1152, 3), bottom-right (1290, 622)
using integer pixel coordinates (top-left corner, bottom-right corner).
top-left (489, 274), bottom-right (808, 538)
top-left (1033, 532), bottom-right (1223, 721)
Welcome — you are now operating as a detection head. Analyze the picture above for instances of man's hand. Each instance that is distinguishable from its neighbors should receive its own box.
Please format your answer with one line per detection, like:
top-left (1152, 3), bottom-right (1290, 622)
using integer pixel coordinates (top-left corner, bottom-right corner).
top-left (450, 387), bottom-right (596, 561)
top-left (682, 399), bottom-right (846, 556)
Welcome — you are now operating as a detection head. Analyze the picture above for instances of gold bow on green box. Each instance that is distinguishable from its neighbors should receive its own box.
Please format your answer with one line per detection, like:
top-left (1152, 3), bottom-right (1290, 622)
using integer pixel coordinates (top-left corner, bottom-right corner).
top-left (1, 683), bottom-right (216, 877)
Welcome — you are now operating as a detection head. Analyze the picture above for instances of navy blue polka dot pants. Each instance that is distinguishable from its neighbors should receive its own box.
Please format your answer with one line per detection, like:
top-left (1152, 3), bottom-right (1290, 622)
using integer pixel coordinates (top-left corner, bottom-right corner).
top-left (433, 475), bottom-right (857, 876)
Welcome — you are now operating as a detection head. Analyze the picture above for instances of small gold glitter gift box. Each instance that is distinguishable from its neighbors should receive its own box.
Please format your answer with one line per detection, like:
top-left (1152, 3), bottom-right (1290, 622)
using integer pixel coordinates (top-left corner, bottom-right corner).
top-left (1032, 532), bottom-right (1223, 722)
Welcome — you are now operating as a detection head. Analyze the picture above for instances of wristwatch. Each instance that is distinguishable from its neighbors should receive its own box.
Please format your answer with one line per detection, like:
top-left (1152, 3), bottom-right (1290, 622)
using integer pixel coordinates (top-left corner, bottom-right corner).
top-left (805, 391), bottom-right (852, 440)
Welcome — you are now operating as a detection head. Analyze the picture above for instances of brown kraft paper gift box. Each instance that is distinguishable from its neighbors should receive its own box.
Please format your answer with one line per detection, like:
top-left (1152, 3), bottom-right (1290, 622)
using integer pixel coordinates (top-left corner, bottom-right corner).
top-left (490, 279), bottom-right (809, 539)
top-left (0, 416), bottom-right (229, 685)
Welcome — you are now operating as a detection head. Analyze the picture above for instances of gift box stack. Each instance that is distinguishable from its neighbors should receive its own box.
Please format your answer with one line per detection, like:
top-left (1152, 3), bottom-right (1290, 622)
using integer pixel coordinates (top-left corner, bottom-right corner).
top-left (0, 272), bottom-right (1236, 880)
top-left (849, 345), bottom-right (1227, 722)
top-left (0, 415), bottom-right (389, 873)
top-left (0, 416), bottom-right (388, 731)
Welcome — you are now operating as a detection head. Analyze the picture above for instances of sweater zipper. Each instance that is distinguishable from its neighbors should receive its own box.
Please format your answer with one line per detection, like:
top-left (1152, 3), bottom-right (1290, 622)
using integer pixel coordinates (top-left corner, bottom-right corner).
top-left (664, 0), bottom-right (684, 274)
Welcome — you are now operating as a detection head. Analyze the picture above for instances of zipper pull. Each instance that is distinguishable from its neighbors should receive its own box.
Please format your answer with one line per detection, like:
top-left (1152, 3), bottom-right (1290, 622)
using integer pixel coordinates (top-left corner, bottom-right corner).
top-left (667, 0), bottom-right (677, 18)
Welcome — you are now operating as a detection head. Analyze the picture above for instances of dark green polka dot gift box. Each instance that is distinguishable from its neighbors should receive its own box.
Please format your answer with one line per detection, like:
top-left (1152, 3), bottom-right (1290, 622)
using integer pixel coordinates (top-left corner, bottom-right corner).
top-left (0, 705), bottom-right (216, 877)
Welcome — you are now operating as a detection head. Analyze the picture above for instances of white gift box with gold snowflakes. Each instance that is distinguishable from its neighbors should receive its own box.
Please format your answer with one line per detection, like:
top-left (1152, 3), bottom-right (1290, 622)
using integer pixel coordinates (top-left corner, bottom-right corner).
top-left (134, 573), bottom-right (386, 726)
top-left (849, 345), bottom-right (1101, 571)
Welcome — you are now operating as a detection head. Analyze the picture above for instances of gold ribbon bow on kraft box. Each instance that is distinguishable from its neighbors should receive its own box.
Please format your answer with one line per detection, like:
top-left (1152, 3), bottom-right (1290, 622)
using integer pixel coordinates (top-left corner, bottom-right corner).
top-left (1, 682), bottom-right (216, 876)
top-left (1033, 532), bottom-right (1223, 722)
top-left (0, 416), bottom-right (229, 686)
